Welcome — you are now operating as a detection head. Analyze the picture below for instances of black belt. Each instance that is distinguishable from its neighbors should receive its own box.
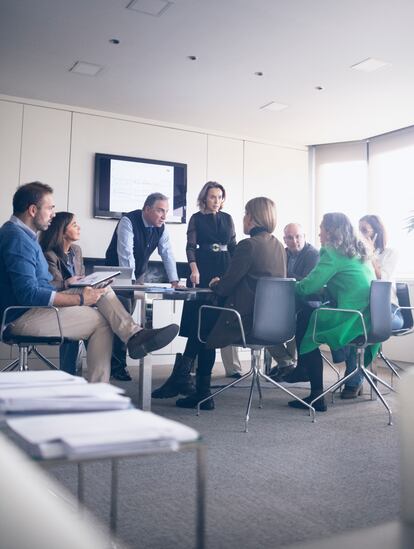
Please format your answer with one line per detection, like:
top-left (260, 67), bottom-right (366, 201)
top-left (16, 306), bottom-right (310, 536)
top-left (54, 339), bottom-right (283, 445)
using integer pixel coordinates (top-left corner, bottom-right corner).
top-left (198, 244), bottom-right (228, 252)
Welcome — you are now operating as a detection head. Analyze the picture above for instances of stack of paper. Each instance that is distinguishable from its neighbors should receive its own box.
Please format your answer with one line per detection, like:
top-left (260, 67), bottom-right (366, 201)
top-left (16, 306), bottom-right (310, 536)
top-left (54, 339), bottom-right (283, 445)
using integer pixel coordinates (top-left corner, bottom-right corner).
top-left (0, 382), bottom-right (131, 413)
top-left (7, 409), bottom-right (200, 459)
top-left (0, 370), bottom-right (87, 388)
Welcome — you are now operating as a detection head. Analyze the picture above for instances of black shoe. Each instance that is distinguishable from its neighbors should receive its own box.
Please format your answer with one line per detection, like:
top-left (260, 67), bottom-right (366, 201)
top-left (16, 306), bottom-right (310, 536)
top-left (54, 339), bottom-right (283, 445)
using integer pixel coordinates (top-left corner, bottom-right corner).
top-left (226, 372), bottom-right (242, 379)
top-left (176, 394), bottom-right (215, 410)
top-left (127, 324), bottom-right (179, 359)
top-left (269, 363), bottom-right (296, 382)
top-left (152, 353), bottom-right (195, 399)
top-left (282, 367), bottom-right (310, 383)
top-left (111, 367), bottom-right (132, 381)
top-left (340, 384), bottom-right (363, 399)
top-left (176, 374), bottom-right (215, 410)
top-left (288, 394), bottom-right (327, 412)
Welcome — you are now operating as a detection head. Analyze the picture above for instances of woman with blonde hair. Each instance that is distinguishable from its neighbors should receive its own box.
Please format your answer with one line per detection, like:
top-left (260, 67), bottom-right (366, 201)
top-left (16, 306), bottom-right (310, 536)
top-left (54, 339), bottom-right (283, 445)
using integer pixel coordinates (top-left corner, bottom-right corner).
top-left (175, 196), bottom-right (286, 409)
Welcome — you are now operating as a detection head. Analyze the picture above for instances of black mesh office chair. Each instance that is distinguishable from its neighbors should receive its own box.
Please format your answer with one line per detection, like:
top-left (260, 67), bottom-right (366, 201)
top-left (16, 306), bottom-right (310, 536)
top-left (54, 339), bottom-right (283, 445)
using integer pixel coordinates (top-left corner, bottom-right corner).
top-left (378, 282), bottom-right (414, 381)
top-left (1, 306), bottom-right (64, 371)
top-left (311, 280), bottom-right (395, 424)
top-left (197, 278), bottom-right (316, 432)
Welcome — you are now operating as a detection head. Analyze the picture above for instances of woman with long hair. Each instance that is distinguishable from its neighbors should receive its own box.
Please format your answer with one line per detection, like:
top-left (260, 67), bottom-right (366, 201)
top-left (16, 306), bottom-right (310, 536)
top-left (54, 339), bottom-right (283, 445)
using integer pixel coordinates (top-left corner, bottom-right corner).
top-left (174, 196), bottom-right (286, 409)
top-left (152, 181), bottom-right (239, 404)
top-left (333, 214), bottom-right (405, 396)
top-left (288, 212), bottom-right (376, 411)
top-left (39, 212), bottom-right (85, 374)
top-left (40, 212), bottom-right (132, 379)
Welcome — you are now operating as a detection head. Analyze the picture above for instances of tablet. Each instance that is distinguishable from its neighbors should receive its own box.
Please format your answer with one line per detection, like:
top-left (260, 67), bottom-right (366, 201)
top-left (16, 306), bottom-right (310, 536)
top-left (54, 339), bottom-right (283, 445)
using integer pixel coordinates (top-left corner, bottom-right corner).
top-left (69, 271), bottom-right (121, 288)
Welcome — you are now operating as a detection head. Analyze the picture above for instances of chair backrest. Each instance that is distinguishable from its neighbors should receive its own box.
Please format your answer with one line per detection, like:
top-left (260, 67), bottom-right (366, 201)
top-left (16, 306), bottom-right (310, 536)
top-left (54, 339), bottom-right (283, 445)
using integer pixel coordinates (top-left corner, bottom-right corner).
top-left (251, 278), bottom-right (296, 344)
top-left (369, 280), bottom-right (392, 343)
top-left (396, 282), bottom-right (414, 331)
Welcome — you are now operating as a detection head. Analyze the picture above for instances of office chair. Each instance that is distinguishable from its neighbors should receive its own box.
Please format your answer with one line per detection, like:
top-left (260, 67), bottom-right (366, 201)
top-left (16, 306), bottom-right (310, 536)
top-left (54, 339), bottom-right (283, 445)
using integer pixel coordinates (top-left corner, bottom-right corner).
top-left (310, 280), bottom-right (395, 424)
top-left (378, 282), bottom-right (414, 382)
top-left (197, 278), bottom-right (316, 432)
top-left (1, 306), bottom-right (64, 371)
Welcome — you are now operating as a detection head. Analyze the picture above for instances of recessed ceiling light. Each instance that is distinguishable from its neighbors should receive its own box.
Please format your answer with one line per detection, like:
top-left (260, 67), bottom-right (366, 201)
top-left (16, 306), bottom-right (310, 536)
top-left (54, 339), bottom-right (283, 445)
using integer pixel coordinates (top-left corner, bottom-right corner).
top-left (69, 61), bottom-right (103, 76)
top-left (126, 0), bottom-right (172, 17)
top-left (187, 55), bottom-right (198, 61)
top-left (260, 101), bottom-right (288, 112)
top-left (109, 38), bottom-right (120, 45)
top-left (254, 71), bottom-right (264, 76)
top-left (351, 57), bottom-right (390, 72)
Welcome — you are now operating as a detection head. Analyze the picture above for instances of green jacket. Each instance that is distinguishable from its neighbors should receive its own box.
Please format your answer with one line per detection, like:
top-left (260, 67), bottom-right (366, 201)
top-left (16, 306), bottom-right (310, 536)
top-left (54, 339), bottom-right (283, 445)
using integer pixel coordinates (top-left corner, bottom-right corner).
top-left (296, 246), bottom-right (377, 363)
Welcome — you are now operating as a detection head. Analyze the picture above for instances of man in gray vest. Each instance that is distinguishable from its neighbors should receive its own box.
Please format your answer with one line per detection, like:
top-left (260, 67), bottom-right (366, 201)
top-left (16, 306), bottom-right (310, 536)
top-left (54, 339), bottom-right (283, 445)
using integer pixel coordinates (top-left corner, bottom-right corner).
top-left (105, 192), bottom-right (179, 380)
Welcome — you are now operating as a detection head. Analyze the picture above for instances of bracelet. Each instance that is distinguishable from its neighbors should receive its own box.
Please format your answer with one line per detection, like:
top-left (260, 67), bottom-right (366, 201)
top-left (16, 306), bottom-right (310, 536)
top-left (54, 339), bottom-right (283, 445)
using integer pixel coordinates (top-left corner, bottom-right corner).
top-left (79, 293), bottom-right (84, 306)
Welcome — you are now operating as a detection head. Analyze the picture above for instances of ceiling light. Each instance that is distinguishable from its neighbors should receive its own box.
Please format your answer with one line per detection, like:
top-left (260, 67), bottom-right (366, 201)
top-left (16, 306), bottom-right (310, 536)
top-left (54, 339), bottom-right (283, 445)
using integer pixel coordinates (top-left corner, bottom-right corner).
top-left (126, 0), bottom-right (172, 17)
top-left (254, 71), bottom-right (264, 76)
top-left (260, 101), bottom-right (288, 112)
top-left (69, 61), bottom-right (103, 76)
top-left (351, 57), bottom-right (390, 72)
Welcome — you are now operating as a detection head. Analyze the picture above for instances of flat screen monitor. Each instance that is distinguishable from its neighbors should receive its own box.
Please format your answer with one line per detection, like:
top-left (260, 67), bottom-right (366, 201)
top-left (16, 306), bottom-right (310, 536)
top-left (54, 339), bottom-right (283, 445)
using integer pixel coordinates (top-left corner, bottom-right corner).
top-left (94, 153), bottom-right (187, 223)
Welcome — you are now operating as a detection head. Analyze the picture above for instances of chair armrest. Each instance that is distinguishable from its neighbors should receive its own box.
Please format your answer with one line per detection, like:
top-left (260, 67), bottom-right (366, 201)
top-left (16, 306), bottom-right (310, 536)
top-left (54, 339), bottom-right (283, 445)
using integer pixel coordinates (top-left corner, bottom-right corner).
top-left (1, 306), bottom-right (64, 345)
top-left (312, 307), bottom-right (367, 347)
top-left (197, 305), bottom-right (246, 347)
top-left (393, 306), bottom-right (414, 336)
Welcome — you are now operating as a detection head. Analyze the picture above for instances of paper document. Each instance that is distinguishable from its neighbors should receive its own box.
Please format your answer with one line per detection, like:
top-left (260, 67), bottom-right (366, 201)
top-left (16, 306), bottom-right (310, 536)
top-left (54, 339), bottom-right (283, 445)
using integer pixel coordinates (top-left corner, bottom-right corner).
top-left (0, 383), bottom-right (130, 413)
top-left (0, 371), bottom-right (86, 388)
top-left (7, 409), bottom-right (199, 459)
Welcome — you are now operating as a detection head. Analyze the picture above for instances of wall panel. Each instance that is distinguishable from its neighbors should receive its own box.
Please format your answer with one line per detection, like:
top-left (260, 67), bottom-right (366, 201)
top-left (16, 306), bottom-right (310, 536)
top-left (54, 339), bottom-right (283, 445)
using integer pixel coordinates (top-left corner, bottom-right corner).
top-left (20, 105), bottom-right (72, 210)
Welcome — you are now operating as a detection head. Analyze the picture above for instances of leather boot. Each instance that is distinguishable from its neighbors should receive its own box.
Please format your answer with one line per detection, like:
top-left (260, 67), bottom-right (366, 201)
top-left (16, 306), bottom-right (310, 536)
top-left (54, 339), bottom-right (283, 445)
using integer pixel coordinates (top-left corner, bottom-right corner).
top-left (152, 353), bottom-right (195, 398)
top-left (176, 374), bottom-right (215, 410)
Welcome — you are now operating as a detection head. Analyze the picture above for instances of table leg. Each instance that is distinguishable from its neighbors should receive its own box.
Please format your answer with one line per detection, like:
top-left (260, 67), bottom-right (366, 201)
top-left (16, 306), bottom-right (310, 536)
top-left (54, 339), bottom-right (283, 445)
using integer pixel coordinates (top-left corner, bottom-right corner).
top-left (196, 444), bottom-right (206, 549)
top-left (110, 459), bottom-right (119, 534)
top-left (78, 462), bottom-right (85, 511)
top-left (137, 295), bottom-right (154, 411)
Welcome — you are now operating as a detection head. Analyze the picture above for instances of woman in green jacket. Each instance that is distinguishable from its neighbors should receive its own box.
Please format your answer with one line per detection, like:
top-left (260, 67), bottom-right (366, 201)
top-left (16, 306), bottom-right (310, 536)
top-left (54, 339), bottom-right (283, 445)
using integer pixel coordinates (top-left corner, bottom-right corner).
top-left (288, 212), bottom-right (375, 412)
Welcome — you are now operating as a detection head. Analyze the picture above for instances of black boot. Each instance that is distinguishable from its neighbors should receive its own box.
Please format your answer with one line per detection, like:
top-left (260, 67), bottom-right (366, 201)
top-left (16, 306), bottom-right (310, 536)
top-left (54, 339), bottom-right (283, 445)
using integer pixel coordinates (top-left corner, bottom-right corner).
top-left (176, 374), bottom-right (215, 410)
top-left (152, 354), bottom-right (195, 398)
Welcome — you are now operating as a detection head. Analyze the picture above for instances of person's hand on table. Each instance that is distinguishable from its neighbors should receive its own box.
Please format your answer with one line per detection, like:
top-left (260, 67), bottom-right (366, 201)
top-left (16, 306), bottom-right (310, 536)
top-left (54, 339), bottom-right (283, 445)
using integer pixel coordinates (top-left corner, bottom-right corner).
top-left (209, 277), bottom-right (220, 288)
top-left (190, 271), bottom-right (200, 288)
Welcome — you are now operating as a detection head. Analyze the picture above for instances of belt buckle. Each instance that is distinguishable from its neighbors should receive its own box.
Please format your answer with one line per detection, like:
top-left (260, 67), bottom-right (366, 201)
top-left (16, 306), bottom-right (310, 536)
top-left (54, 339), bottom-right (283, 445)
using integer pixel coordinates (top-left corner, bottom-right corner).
top-left (211, 243), bottom-right (220, 252)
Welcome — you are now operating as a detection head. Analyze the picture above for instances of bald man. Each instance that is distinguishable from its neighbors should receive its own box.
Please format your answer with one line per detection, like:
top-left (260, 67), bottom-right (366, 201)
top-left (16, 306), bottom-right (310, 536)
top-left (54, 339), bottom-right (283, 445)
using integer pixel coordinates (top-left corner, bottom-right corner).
top-left (268, 223), bottom-right (319, 377)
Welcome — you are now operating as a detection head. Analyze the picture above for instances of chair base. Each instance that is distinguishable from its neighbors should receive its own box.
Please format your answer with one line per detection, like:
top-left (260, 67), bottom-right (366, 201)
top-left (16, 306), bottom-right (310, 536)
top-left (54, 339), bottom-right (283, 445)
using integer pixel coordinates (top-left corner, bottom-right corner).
top-left (310, 348), bottom-right (396, 425)
top-left (1, 345), bottom-right (59, 372)
top-left (196, 348), bottom-right (316, 431)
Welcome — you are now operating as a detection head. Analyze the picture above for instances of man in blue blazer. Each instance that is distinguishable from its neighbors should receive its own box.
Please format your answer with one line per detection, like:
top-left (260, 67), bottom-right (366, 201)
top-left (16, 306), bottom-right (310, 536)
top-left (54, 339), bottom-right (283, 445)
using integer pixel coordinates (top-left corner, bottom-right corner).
top-left (0, 182), bottom-right (178, 382)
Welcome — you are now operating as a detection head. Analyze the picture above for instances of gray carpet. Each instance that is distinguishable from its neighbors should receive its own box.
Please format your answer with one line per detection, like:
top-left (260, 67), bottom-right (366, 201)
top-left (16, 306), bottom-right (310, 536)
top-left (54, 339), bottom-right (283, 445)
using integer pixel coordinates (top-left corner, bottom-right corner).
top-left (51, 362), bottom-right (403, 549)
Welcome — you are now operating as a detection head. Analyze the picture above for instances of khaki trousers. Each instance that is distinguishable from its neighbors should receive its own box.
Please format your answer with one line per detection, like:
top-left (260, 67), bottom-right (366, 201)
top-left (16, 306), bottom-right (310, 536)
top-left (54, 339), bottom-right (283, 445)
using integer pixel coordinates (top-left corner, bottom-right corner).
top-left (220, 345), bottom-right (242, 375)
top-left (11, 288), bottom-right (140, 383)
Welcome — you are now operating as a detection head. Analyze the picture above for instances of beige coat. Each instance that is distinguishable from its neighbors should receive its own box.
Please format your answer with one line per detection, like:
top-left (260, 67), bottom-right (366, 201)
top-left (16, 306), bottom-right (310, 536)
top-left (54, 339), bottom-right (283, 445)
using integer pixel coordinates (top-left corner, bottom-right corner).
top-left (44, 244), bottom-right (85, 290)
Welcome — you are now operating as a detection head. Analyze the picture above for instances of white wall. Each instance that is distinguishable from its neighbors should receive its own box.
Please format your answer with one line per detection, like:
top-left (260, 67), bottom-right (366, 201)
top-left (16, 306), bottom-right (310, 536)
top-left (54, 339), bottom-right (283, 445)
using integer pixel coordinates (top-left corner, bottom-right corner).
top-left (0, 96), bottom-right (309, 256)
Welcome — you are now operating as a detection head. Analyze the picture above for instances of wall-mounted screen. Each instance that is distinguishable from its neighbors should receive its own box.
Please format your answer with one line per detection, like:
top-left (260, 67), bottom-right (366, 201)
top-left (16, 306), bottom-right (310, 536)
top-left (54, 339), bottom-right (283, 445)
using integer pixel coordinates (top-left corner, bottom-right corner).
top-left (94, 153), bottom-right (187, 223)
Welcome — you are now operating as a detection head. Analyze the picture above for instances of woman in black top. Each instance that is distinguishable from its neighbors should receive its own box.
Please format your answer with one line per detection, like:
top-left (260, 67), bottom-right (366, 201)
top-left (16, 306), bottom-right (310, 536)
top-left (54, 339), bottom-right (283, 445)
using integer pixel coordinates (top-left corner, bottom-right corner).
top-left (152, 181), bottom-right (236, 407)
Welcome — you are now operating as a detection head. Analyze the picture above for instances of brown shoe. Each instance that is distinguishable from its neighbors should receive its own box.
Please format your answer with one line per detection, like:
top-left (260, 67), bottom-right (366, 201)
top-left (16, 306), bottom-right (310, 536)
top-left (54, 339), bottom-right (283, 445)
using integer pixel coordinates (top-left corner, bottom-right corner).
top-left (127, 324), bottom-right (179, 359)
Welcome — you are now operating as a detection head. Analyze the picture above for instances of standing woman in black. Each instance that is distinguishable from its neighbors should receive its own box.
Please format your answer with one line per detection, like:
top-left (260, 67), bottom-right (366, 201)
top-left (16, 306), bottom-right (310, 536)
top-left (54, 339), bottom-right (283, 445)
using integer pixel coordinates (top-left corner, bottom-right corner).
top-left (152, 181), bottom-right (236, 406)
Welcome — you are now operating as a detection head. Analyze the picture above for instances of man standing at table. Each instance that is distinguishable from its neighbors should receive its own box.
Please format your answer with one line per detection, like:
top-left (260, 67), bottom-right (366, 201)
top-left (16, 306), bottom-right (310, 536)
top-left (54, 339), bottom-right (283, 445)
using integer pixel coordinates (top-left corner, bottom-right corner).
top-left (0, 182), bottom-right (179, 383)
top-left (105, 192), bottom-right (179, 380)
top-left (268, 223), bottom-right (319, 379)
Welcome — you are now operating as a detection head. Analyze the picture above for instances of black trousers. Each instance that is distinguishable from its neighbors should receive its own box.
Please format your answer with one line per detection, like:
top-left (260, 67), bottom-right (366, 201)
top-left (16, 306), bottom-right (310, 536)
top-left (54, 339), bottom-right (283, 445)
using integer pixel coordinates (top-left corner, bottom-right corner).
top-left (183, 336), bottom-right (216, 376)
top-left (295, 303), bottom-right (323, 392)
